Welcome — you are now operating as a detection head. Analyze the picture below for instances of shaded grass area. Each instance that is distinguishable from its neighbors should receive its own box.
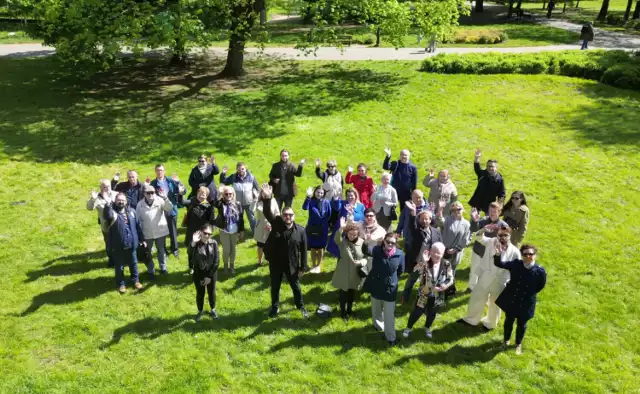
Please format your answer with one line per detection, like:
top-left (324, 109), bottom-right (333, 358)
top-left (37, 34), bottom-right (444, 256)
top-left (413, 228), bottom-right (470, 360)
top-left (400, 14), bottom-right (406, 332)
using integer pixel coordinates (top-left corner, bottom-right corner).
top-left (0, 21), bottom-right (38, 44)
top-left (0, 56), bottom-right (639, 392)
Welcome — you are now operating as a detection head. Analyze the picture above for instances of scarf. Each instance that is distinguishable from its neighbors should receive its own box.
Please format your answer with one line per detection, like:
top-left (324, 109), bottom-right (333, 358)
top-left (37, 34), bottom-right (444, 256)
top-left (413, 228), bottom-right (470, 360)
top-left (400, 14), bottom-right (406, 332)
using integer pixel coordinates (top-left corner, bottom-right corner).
top-left (198, 165), bottom-right (207, 175)
top-left (524, 261), bottom-right (536, 270)
top-left (223, 201), bottom-right (239, 226)
top-left (384, 246), bottom-right (396, 258)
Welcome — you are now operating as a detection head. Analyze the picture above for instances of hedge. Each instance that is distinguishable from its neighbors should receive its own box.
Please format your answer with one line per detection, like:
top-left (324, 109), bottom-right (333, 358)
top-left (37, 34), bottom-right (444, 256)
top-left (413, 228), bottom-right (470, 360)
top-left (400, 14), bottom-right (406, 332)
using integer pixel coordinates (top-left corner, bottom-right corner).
top-left (420, 50), bottom-right (640, 91)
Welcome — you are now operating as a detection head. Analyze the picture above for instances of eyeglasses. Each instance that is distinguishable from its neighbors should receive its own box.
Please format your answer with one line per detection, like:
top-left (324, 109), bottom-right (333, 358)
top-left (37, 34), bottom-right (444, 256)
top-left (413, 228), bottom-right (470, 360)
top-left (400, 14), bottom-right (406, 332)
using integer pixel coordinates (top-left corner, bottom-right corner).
top-left (384, 240), bottom-right (396, 246)
top-left (282, 213), bottom-right (294, 217)
top-left (145, 192), bottom-right (155, 195)
top-left (512, 197), bottom-right (521, 200)
top-left (365, 214), bottom-right (375, 218)
top-left (224, 193), bottom-right (233, 196)
top-left (522, 252), bottom-right (535, 256)
top-left (327, 165), bottom-right (336, 168)
top-left (202, 232), bottom-right (212, 236)
top-left (199, 160), bottom-right (206, 163)
top-left (498, 234), bottom-right (509, 238)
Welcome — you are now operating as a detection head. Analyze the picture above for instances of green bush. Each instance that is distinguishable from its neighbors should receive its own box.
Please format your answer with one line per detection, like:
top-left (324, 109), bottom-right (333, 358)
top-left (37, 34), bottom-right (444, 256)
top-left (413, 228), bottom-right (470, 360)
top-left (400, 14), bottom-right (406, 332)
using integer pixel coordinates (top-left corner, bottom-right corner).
top-left (420, 50), bottom-right (640, 91)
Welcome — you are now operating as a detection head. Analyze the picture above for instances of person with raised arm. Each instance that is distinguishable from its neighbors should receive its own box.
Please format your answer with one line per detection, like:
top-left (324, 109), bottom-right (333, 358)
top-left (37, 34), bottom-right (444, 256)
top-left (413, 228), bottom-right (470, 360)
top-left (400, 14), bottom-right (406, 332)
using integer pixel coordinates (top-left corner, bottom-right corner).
top-left (212, 186), bottom-right (245, 275)
top-left (220, 162), bottom-right (260, 233)
top-left (332, 218), bottom-right (368, 322)
top-left (261, 184), bottom-right (310, 319)
top-left (87, 179), bottom-right (119, 267)
top-left (469, 148), bottom-right (506, 215)
top-left (422, 168), bottom-right (458, 216)
top-left (467, 202), bottom-right (507, 293)
top-left (435, 200), bottom-right (470, 296)
top-left (315, 158), bottom-right (344, 201)
top-left (182, 186), bottom-right (214, 275)
top-left (188, 154), bottom-right (219, 202)
top-left (302, 185), bottom-right (332, 273)
top-left (136, 184), bottom-right (174, 277)
top-left (111, 170), bottom-right (145, 209)
top-left (268, 149), bottom-right (305, 211)
top-left (151, 164), bottom-right (186, 258)
top-left (345, 163), bottom-right (375, 209)
top-left (382, 147), bottom-right (417, 209)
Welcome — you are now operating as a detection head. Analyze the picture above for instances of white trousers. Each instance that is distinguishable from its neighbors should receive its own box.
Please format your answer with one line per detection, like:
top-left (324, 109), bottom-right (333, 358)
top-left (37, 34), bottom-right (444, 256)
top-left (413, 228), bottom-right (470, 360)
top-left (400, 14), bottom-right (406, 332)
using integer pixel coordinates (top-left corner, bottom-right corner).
top-left (463, 276), bottom-right (506, 329)
top-left (371, 297), bottom-right (396, 342)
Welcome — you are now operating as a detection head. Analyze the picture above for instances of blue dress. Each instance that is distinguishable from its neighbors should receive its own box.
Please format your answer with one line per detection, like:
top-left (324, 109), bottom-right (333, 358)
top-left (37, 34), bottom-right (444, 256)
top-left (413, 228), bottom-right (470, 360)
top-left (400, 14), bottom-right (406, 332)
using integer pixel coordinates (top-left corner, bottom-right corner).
top-left (302, 197), bottom-right (332, 249)
top-left (327, 200), bottom-right (365, 257)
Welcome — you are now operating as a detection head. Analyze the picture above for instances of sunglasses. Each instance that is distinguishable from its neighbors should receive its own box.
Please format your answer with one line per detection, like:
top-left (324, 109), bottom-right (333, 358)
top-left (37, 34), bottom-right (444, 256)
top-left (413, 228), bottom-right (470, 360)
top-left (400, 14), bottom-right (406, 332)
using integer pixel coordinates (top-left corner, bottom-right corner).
top-left (282, 213), bottom-right (294, 217)
top-left (327, 165), bottom-right (336, 168)
top-left (384, 240), bottom-right (396, 246)
top-left (145, 192), bottom-right (155, 195)
top-left (498, 234), bottom-right (509, 238)
top-left (365, 214), bottom-right (375, 218)
top-left (224, 193), bottom-right (233, 196)
top-left (512, 197), bottom-right (521, 200)
top-left (522, 252), bottom-right (535, 256)
top-left (202, 232), bottom-right (212, 236)
top-left (199, 160), bottom-right (206, 163)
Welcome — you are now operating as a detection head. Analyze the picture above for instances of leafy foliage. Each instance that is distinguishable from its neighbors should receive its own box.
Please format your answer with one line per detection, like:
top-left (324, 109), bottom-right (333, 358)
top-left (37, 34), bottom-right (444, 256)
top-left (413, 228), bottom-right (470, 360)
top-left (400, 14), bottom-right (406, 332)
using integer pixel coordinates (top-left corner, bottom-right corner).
top-left (414, 0), bottom-right (470, 43)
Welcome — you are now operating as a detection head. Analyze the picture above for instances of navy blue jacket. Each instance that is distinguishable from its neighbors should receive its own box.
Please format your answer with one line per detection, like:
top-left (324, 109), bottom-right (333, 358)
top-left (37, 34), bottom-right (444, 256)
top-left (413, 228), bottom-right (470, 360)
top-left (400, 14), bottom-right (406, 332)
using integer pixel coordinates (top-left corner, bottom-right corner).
top-left (363, 245), bottom-right (405, 302)
top-left (494, 256), bottom-right (547, 320)
top-left (394, 199), bottom-right (427, 240)
top-left (151, 177), bottom-right (181, 217)
top-left (382, 156), bottom-right (417, 200)
top-left (188, 164), bottom-right (220, 202)
top-left (103, 204), bottom-right (142, 252)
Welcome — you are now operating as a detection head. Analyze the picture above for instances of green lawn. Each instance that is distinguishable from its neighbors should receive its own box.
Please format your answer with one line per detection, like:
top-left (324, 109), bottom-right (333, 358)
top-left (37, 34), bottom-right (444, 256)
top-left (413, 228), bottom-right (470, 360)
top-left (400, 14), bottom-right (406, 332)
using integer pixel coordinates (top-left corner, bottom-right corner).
top-left (1, 55), bottom-right (639, 392)
top-left (0, 21), bottom-right (39, 44)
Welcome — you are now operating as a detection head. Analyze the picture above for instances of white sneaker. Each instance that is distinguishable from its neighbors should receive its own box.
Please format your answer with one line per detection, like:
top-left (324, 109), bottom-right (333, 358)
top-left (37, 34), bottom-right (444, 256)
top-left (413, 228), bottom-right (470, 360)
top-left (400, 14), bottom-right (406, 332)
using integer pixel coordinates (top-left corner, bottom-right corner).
top-left (515, 345), bottom-right (523, 355)
top-left (402, 328), bottom-right (411, 338)
top-left (425, 328), bottom-right (433, 339)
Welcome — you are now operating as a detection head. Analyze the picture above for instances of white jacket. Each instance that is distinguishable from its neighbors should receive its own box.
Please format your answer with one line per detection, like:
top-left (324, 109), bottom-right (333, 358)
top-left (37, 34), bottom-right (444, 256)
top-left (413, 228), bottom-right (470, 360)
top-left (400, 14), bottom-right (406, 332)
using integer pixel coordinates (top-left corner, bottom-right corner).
top-left (371, 185), bottom-right (398, 215)
top-left (87, 191), bottom-right (119, 233)
top-left (136, 196), bottom-right (173, 240)
top-left (476, 235), bottom-right (521, 289)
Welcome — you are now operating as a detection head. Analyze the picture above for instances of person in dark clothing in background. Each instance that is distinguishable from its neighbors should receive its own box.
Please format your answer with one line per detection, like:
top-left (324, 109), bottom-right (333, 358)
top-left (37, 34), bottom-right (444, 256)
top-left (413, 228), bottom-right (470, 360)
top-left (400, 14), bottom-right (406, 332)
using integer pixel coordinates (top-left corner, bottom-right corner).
top-left (190, 224), bottom-right (220, 321)
top-left (468, 148), bottom-right (505, 214)
top-left (261, 184), bottom-right (309, 319)
top-left (188, 154), bottom-right (219, 202)
top-left (382, 147), bottom-right (418, 209)
top-left (182, 186), bottom-right (214, 275)
top-left (111, 170), bottom-right (145, 209)
top-left (268, 149), bottom-right (305, 211)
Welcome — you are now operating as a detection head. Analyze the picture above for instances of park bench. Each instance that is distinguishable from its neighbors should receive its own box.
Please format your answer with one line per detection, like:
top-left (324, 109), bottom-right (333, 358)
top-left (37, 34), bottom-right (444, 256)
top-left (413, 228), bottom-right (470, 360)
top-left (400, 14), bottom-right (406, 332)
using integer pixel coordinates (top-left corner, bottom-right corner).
top-left (337, 35), bottom-right (352, 46)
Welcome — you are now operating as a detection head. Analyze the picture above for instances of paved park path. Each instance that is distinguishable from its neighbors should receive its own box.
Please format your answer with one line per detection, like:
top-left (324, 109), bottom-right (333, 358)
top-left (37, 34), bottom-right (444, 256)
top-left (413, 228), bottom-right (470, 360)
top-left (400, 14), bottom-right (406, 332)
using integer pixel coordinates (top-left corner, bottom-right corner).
top-left (0, 19), bottom-right (637, 61)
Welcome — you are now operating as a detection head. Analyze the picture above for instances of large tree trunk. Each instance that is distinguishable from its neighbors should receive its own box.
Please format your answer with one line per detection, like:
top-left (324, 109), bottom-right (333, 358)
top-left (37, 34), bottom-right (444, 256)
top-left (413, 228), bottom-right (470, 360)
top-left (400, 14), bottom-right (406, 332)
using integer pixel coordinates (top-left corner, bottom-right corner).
top-left (542, 1), bottom-right (547, 10)
top-left (634, 0), bottom-right (640, 18)
top-left (375, 27), bottom-right (381, 47)
top-left (624, 0), bottom-right (633, 19)
top-left (220, 35), bottom-right (246, 77)
top-left (563, 0), bottom-right (568, 12)
top-left (508, 0), bottom-right (515, 17)
top-left (597, 0), bottom-right (610, 21)
top-left (260, 9), bottom-right (267, 25)
top-left (576, 0), bottom-right (581, 7)
top-left (475, 0), bottom-right (484, 12)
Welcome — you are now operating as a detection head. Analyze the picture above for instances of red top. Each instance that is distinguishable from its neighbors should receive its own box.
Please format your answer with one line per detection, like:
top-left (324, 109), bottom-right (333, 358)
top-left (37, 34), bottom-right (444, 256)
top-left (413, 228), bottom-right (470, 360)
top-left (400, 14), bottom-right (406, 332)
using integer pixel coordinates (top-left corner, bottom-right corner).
top-left (345, 172), bottom-right (375, 209)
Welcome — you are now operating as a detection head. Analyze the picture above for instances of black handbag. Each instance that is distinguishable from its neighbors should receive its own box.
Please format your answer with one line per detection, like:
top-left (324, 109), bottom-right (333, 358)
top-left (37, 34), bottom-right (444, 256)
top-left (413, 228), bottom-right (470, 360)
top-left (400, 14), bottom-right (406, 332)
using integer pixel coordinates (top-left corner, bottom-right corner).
top-left (307, 224), bottom-right (323, 237)
top-left (389, 205), bottom-right (398, 221)
top-left (136, 246), bottom-right (151, 264)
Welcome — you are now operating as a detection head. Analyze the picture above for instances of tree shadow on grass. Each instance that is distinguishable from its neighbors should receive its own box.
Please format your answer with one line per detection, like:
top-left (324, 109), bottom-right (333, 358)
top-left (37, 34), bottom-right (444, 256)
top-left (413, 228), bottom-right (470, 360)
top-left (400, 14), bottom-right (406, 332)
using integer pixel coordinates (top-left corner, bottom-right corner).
top-left (393, 340), bottom-right (504, 366)
top-left (24, 250), bottom-right (108, 283)
top-left (0, 55), bottom-right (409, 164)
top-left (567, 83), bottom-right (640, 151)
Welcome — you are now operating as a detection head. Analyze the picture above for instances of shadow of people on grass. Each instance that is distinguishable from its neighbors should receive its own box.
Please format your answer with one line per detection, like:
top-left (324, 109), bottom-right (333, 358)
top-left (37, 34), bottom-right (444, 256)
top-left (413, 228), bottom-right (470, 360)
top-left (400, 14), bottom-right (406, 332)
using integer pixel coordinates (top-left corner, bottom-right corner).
top-left (393, 340), bottom-right (504, 366)
top-left (24, 251), bottom-right (108, 283)
top-left (269, 326), bottom-right (391, 354)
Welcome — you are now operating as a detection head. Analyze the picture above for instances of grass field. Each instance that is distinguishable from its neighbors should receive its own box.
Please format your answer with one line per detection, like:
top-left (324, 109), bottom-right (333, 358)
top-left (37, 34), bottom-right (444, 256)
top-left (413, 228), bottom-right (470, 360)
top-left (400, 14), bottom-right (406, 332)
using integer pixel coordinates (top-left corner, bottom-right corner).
top-left (1, 55), bottom-right (639, 392)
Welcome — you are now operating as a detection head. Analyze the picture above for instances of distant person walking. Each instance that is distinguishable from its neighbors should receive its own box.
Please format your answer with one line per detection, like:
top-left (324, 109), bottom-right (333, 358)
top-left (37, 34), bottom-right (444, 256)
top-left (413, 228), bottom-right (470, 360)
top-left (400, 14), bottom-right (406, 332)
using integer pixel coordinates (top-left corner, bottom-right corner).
top-left (580, 22), bottom-right (594, 50)
top-left (546, 0), bottom-right (555, 18)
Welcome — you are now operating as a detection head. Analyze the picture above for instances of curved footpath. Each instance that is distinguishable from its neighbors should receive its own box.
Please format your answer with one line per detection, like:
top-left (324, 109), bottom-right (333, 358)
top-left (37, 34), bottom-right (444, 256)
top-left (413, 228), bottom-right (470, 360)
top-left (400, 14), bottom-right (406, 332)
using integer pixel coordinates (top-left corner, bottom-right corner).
top-left (0, 43), bottom-right (633, 61)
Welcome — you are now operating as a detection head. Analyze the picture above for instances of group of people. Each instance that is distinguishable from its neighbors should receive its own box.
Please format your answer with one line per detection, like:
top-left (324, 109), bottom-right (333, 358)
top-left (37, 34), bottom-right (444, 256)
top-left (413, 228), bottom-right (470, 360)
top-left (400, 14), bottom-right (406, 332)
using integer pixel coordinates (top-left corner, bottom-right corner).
top-left (86, 148), bottom-right (546, 354)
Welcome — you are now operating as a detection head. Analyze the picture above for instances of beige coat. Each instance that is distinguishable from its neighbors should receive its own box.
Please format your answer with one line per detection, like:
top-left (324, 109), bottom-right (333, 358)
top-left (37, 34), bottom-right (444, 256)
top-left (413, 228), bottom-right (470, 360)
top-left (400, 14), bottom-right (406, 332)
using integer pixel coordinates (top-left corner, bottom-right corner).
top-left (254, 198), bottom-right (280, 244)
top-left (422, 175), bottom-right (458, 215)
top-left (503, 205), bottom-right (530, 246)
top-left (86, 191), bottom-right (118, 233)
top-left (136, 196), bottom-right (173, 240)
top-left (331, 231), bottom-right (368, 291)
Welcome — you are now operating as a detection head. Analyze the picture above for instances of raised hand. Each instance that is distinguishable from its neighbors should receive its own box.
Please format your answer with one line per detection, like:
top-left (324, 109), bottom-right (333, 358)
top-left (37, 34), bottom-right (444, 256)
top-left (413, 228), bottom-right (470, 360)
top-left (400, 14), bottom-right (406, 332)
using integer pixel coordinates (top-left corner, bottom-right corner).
top-left (306, 186), bottom-right (313, 197)
top-left (265, 222), bottom-right (272, 232)
top-left (192, 231), bottom-right (201, 243)
top-left (300, 158), bottom-right (306, 165)
top-left (384, 147), bottom-right (391, 157)
top-left (222, 166), bottom-right (228, 174)
top-left (471, 207), bottom-right (480, 221)
top-left (171, 174), bottom-right (179, 181)
top-left (315, 158), bottom-right (321, 167)
top-left (494, 238), bottom-right (504, 254)
top-left (429, 168), bottom-right (434, 177)
top-left (339, 216), bottom-right (347, 229)
top-left (261, 183), bottom-right (272, 196)
top-left (474, 148), bottom-right (482, 161)
top-left (90, 190), bottom-right (98, 200)
top-left (113, 172), bottom-right (120, 182)
top-left (210, 155), bottom-right (216, 165)
top-left (438, 197), bottom-right (447, 209)
top-left (406, 200), bottom-right (417, 213)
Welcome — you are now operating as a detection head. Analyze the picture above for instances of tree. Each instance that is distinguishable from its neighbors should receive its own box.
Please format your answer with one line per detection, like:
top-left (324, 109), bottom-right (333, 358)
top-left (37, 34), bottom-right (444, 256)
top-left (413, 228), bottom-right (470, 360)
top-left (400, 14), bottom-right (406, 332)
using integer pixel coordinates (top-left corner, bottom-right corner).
top-left (634, 0), bottom-right (640, 19)
top-left (597, 0), bottom-right (610, 21)
top-left (475, 0), bottom-right (484, 12)
top-left (624, 0), bottom-right (633, 19)
top-left (414, 0), bottom-right (470, 45)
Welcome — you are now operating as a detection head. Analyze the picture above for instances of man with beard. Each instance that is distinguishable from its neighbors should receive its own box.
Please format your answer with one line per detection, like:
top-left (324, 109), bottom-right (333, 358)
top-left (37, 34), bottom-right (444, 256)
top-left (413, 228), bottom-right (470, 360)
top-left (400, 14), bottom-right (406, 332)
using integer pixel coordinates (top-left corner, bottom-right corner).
top-left (188, 154), bottom-right (219, 202)
top-left (268, 149), bottom-right (305, 211)
top-left (458, 224), bottom-right (520, 330)
top-left (382, 148), bottom-right (418, 209)
top-left (261, 184), bottom-right (309, 319)
top-left (468, 149), bottom-right (506, 214)
top-left (111, 170), bottom-right (145, 209)
top-left (422, 169), bottom-right (458, 216)
top-left (315, 159), bottom-right (344, 201)
top-left (136, 185), bottom-right (174, 277)
top-left (104, 193), bottom-right (144, 293)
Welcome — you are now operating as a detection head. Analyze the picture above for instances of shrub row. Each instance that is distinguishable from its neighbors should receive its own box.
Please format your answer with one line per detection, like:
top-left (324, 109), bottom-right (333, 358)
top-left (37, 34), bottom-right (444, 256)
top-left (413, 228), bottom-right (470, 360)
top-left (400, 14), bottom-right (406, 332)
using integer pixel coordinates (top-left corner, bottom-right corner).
top-left (443, 31), bottom-right (509, 45)
top-left (420, 50), bottom-right (640, 90)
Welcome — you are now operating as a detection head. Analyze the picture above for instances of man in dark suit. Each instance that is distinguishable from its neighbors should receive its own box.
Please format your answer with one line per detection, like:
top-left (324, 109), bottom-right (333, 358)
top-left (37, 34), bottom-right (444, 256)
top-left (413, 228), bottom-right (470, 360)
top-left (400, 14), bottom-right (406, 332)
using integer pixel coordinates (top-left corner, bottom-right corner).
top-left (262, 185), bottom-right (309, 319)
top-left (468, 148), bottom-right (506, 214)
top-left (268, 149), bottom-right (305, 211)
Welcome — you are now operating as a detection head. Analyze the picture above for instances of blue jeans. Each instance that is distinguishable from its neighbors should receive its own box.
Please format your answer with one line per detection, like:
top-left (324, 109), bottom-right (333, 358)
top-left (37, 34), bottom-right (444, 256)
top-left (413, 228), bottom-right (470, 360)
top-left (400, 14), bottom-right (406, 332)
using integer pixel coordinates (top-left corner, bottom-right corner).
top-left (113, 248), bottom-right (139, 287)
top-left (243, 204), bottom-right (257, 233)
top-left (145, 236), bottom-right (167, 273)
top-left (581, 40), bottom-right (588, 50)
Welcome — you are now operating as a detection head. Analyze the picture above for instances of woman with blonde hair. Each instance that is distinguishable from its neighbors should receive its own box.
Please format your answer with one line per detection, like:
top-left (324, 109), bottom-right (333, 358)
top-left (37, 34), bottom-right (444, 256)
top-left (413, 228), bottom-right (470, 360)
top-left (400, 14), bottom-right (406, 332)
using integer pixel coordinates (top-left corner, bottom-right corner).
top-left (212, 185), bottom-right (245, 275)
top-left (331, 219), bottom-right (368, 322)
top-left (254, 183), bottom-right (280, 266)
top-left (435, 200), bottom-right (470, 296)
top-left (371, 172), bottom-right (398, 232)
